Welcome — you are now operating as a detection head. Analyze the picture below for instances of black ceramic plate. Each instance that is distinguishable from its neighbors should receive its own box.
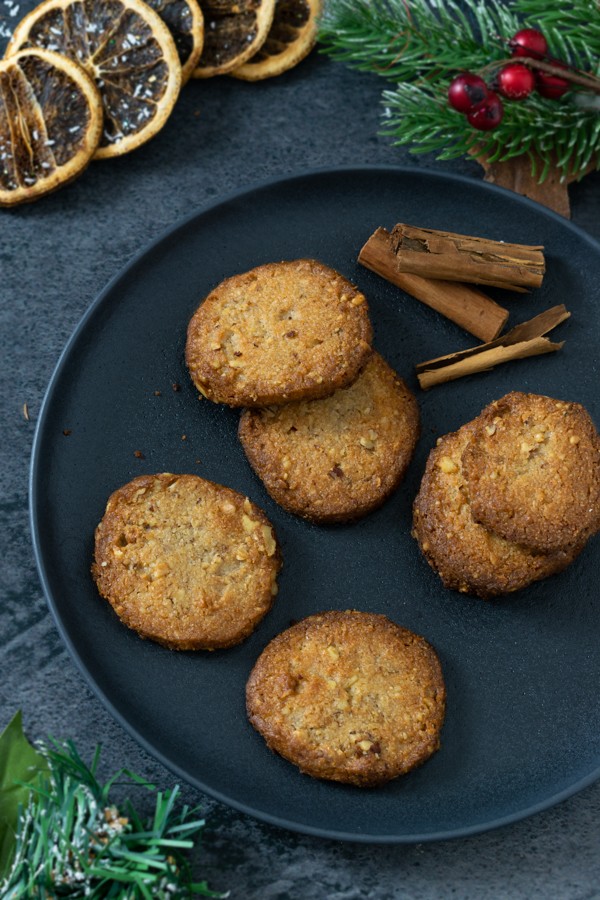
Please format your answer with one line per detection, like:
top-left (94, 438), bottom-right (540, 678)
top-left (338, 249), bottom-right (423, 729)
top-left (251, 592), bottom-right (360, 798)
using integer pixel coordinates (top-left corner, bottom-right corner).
top-left (30, 167), bottom-right (600, 843)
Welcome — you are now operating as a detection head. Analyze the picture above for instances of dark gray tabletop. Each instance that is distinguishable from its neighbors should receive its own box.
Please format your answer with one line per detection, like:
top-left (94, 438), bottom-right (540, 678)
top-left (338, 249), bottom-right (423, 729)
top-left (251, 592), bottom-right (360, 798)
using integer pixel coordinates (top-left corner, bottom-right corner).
top-left (2, 15), bottom-right (600, 897)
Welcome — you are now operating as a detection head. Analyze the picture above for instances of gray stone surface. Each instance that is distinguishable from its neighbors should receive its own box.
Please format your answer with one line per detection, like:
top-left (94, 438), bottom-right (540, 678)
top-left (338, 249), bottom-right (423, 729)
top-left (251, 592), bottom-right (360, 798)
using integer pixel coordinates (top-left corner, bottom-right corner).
top-left (1, 12), bottom-right (600, 898)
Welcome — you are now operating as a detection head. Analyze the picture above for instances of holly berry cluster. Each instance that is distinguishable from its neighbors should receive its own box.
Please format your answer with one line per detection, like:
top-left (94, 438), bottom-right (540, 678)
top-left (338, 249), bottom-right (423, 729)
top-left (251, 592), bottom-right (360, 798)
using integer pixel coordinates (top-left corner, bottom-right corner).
top-left (448, 28), bottom-right (571, 131)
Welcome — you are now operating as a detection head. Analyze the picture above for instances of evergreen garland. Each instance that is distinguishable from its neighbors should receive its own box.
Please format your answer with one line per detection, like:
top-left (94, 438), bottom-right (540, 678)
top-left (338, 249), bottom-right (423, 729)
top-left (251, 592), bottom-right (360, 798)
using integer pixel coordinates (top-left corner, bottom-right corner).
top-left (319, 0), bottom-right (600, 181)
top-left (0, 738), bottom-right (224, 899)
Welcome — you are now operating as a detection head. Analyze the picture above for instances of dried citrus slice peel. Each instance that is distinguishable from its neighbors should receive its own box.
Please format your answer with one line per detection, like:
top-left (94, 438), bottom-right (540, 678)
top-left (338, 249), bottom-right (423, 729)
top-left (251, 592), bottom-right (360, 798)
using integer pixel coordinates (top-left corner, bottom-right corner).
top-left (192, 0), bottom-right (276, 78)
top-left (145, 0), bottom-right (204, 83)
top-left (6, 0), bottom-right (182, 159)
top-left (232, 0), bottom-right (321, 81)
top-left (0, 48), bottom-right (102, 207)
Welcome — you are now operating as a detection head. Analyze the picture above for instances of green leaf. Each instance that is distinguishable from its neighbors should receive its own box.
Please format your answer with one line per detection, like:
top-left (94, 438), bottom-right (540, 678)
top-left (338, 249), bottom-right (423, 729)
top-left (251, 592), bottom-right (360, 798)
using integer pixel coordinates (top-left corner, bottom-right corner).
top-left (0, 711), bottom-right (47, 880)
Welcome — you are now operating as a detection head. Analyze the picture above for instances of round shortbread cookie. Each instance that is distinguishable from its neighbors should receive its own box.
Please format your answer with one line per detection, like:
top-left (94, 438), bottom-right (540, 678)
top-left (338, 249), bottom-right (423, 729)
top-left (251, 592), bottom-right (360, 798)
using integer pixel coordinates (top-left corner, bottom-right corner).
top-left (246, 610), bottom-right (446, 787)
top-left (185, 259), bottom-right (373, 407)
top-left (92, 473), bottom-right (281, 650)
top-left (412, 425), bottom-right (582, 599)
top-left (238, 353), bottom-right (420, 523)
top-left (462, 392), bottom-right (600, 553)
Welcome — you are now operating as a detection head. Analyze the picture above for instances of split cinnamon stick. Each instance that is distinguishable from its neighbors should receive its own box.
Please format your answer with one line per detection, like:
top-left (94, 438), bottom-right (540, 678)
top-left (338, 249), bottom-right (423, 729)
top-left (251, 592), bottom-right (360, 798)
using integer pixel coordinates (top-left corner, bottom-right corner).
top-left (358, 227), bottom-right (509, 342)
top-left (416, 305), bottom-right (569, 389)
top-left (389, 223), bottom-right (545, 291)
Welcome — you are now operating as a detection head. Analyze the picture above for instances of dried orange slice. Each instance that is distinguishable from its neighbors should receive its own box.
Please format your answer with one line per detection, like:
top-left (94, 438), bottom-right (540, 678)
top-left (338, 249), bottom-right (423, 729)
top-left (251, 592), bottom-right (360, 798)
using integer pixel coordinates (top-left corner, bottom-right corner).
top-left (0, 48), bottom-right (102, 207)
top-left (232, 0), bottom-right (321, 81)
top-left (192, 0), bottom-right (276, 78)
top-left (145, 0), bottom-right (204, 83)
top-left (6, 0), bottom-right (181, 159)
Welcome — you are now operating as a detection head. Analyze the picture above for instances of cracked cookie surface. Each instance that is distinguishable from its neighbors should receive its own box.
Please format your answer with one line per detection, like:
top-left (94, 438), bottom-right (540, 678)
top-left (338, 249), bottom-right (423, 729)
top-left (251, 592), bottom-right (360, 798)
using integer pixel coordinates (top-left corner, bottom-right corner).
top-left (246, 610), bottom-right (445, 787)
top-left (185, 259), bottom-right (373, 407)
top-left (92, 473), bottom-right (281, 649)
top-left (462, 392), bottom-right (600, 553)
top-left (238, 352), bottom-right (419, 523)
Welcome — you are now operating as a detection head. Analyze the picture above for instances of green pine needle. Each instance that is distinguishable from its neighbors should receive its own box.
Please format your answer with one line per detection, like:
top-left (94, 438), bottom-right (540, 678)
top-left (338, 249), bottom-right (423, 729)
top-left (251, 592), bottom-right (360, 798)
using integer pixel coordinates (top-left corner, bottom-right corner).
top-left (319, 0), bottom-right (600, 182)
top-left (0, 739), bottom-right (226, 899)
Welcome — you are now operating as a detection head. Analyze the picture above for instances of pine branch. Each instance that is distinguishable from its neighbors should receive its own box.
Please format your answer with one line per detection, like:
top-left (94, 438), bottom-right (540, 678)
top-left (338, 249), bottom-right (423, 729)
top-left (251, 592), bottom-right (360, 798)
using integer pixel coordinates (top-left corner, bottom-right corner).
top-left (318, 0), bottom-right (600, 181)
top-left (0, 740), bottom-right (226, 899)
top-left (319, 0), bottom-right (520, 82)
top-left (382, 81), bottom-right (600, 180)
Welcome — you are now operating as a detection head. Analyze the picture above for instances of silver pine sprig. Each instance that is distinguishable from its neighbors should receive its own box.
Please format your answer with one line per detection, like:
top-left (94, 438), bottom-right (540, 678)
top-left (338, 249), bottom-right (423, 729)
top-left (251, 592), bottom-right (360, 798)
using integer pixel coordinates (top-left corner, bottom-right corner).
top-left (0, 739), bottom-right (226, 899)
top-left (318, 0), bottom-right (600, 181)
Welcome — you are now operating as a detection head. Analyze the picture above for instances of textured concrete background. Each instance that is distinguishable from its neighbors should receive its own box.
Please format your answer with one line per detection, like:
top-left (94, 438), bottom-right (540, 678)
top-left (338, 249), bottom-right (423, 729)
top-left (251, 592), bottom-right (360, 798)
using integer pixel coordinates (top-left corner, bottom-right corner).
top-left (1, 8), bottom-right (600, 897)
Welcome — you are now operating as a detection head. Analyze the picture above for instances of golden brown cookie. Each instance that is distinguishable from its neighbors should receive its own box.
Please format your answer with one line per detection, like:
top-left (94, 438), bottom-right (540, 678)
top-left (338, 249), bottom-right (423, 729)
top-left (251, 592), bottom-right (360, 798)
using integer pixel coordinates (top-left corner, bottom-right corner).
top-left (92, 473), bottom-right (281, 650)
top-left (238, 353), bottom-right (420, 523)
top-left (462, 392), bottom-right (600, 553)
top-left (246, 610), bottom-right (446, 787)
top-left (412, 425), bottom-right (581, 599)
top-left (185, 259), bottom-right (373, 407)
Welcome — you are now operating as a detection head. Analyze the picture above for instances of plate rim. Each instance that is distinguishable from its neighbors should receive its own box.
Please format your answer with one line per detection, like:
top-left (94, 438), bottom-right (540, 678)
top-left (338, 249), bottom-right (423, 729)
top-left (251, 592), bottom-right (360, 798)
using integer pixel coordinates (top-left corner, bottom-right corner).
top-left (29, 164), bottom-right (600, 844)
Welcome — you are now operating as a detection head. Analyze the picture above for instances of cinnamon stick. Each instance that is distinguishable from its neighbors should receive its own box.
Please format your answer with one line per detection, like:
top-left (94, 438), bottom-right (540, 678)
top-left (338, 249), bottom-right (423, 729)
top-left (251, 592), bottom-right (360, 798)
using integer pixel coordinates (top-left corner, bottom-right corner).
top-left (358, 227), bottom-right (509, 342)
top-left (416, 305), bottom-right (569, 389)
top-left (389, 223), bottom-right (545, 290)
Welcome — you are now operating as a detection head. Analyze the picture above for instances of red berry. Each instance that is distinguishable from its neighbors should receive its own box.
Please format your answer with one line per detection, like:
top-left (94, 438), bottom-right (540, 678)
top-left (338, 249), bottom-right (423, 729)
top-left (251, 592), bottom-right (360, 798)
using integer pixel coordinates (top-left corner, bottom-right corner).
top-left (448, 73), bottom-right (488, 113)
top-left (497, 63), bottom-right (535, 100)
top-left (536, 63), bottom-right (570, 99)
top-left (467, 91), bottom-right (504, 131)
top-left (510, 28), bottom-right (548, 60)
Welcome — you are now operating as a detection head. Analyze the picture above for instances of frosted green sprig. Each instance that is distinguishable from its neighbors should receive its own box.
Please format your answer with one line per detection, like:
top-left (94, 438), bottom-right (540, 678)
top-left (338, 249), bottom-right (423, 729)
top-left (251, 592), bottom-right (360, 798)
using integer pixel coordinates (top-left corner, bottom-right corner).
top-left (0, 736), bottom-right (225, 899)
